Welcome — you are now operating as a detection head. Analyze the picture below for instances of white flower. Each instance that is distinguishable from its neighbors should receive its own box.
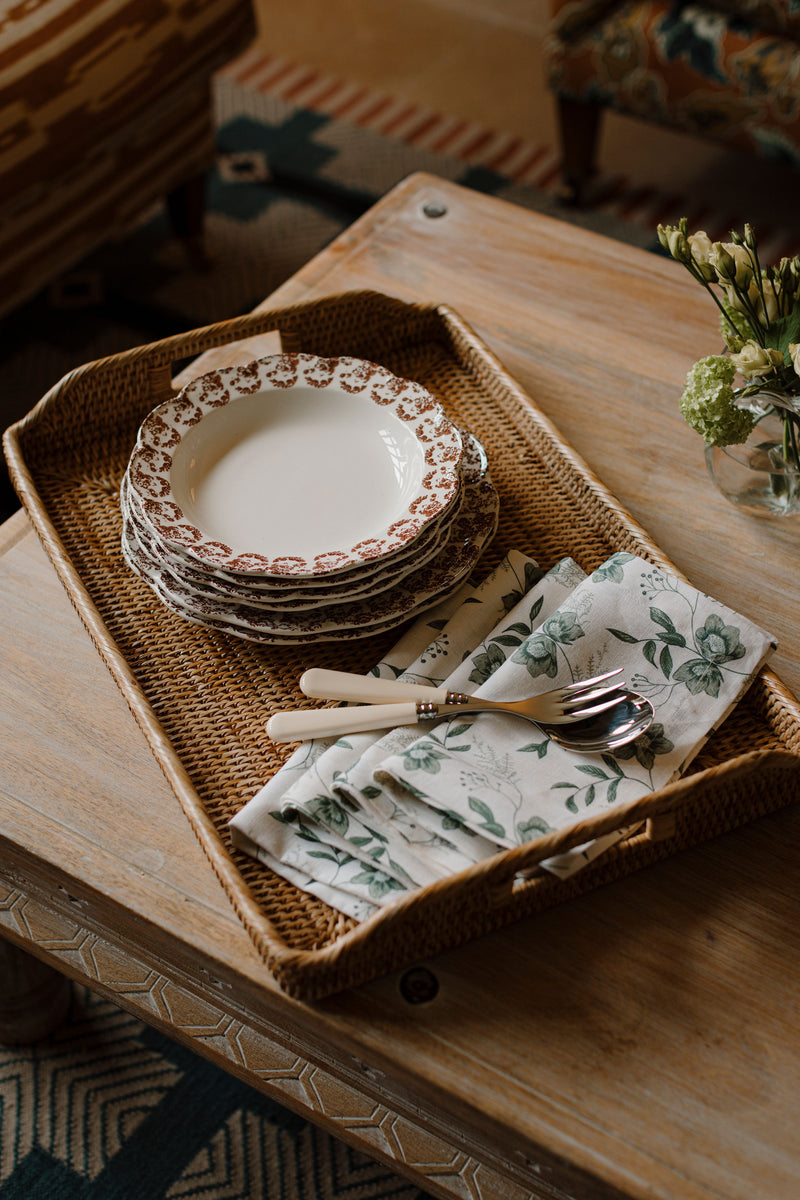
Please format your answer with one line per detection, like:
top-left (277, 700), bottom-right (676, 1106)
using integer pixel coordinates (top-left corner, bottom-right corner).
top-left (723, 283), bottom-right (746, 313)
top-left (755, 279), bottom-right (783, 324)
top-left (729, 340), bottom-right (784, 378)
top-left (688, 230), bottom-right (713, 264)
top-left (789, 343), bottom-right (800, 377)
top-left (687, 231), bottom-right (716, 280)
top-left (724, 277), bottom-right (782, 325)
top-left (711, 241), bottom-right (752, 287)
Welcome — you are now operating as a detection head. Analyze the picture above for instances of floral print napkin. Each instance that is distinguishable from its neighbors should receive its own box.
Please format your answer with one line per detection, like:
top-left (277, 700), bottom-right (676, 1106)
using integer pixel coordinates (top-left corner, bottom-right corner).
top-left (229, 551), bottom-right (776, 920)
top-left (229, 550), bottom-right (542, 918)
top-left (375, 552), bottom-right (776, 854)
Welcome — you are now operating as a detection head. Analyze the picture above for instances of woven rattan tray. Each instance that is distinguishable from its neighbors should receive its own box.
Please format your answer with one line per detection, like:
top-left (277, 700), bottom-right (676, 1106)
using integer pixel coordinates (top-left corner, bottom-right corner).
top-left (6, 290), bottom-right (800, 1000)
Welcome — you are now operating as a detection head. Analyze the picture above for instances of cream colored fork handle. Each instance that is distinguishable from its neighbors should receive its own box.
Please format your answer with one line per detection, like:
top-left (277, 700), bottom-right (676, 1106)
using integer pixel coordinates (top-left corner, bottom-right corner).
top-left (267, 701), bottom-right (422, 742)
top-left (267, 695), bottom-right (554, 742)
top-left (300, 668), bottom-right (449, 704)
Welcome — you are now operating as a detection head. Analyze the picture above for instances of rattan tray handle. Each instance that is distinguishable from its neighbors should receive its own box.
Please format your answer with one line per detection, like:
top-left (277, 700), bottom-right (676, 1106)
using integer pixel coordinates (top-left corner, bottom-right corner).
top-left (479, 748), bottom-right (800, 909)
top-left (130, 308), bottom-right (307, 406)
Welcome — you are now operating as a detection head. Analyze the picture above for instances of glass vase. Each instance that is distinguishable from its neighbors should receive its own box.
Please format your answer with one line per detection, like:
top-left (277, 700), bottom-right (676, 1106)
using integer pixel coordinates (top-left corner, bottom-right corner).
top-left (705, 410), bottom-right (800, 517)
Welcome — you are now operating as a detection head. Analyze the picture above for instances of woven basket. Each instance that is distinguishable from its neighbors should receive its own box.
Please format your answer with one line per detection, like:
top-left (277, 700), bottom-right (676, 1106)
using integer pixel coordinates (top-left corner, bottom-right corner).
top-left (6, 290), bottom-right (800, 1000)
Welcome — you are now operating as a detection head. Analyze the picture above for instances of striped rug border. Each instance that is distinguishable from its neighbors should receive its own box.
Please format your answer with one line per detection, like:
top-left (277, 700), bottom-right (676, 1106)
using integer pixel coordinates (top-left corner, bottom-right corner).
top-left (219, 48), bottom-right (557, 186)
top-left (219, 48), bottom-right (800, 263)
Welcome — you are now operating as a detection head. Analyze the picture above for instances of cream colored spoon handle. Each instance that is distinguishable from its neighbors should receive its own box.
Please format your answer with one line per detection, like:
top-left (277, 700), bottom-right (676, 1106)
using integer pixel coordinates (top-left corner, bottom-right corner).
top-left (267, 701), bottom-right (421, 742)
top-left (300, 668), bottom-right (449, 704)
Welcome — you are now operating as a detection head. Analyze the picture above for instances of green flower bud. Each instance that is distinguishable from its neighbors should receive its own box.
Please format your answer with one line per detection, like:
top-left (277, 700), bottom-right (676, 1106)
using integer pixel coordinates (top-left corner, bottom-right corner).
top-left (779, 258), bottom-right (794, 294)
top-left (710, 244), bottom-right (736, 281)
top-left (711, 242), bottom-right (752, 287)
top-left (657, 224), bottom-right (691, 262)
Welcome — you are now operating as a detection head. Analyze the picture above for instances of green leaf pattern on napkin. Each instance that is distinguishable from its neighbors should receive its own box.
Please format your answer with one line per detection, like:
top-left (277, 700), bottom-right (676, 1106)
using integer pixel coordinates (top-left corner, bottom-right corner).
top-left (229, 552), bottom-right (543, 916)
top-left (229, 551), bottom-right (776, 919)
top-left (607, 563), bottom-right (753, 703)
top-left (372, 553), bottom-right (774, 854)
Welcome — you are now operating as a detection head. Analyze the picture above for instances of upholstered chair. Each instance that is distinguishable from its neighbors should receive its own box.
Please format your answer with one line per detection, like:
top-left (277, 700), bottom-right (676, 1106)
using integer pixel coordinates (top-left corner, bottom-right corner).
top-left (544, 0), bottom-right (800, 203)
top-left (0, 0), bottom-right (255, 319)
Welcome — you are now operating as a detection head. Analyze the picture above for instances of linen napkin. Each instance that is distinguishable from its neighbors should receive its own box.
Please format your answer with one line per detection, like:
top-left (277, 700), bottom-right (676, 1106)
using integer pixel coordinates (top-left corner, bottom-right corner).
top-left (230, 551), bottom-right (776, 918)
top-left (291, 557), bottom-right (586, 884)
top-left (229, 550), bottom-right (543, 918)
top-left (230, 552), bottom-right (640, 911)
top-left (374, 552), bottom-right (777, 853)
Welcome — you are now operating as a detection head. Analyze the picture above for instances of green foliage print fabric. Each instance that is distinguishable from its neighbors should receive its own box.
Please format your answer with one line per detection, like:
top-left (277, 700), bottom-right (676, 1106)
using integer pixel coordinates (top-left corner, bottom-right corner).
top-left (375, 553), bottom-right (775, 854)
top-left (230, 551), bottom-right (776, 920)
top-left (229, 550), bottom-right (543, 918)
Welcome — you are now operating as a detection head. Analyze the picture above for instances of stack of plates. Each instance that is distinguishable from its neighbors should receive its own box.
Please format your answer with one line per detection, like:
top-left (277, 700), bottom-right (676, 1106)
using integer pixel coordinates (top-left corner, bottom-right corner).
top-left (121, 353), bottom-right (499, 645)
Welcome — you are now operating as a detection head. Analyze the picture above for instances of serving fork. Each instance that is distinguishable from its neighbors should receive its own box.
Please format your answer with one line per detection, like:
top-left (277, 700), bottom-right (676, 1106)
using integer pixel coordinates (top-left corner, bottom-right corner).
top-left (266, 667), bottom-right (654, 748)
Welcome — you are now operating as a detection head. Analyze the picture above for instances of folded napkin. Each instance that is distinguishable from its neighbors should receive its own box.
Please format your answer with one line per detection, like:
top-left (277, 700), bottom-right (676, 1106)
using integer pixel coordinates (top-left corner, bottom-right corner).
top-left (229, 550), bottom-right (543, 917)
top-left (230, 551), bottom-right (776, 919)
top-left (374, 550), bottom-right (777, 854)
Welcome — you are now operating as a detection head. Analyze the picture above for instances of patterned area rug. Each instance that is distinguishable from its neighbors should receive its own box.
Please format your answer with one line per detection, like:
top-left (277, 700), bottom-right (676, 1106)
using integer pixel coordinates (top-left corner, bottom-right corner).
top-left (3, 49), bottom-right (800, 1199)
top-left (0, 984), bottom-right (429, 1200)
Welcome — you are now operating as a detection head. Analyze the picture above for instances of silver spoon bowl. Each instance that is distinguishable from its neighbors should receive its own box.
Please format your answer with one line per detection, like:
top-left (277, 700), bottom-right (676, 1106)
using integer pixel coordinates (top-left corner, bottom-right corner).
top-left (534, 694), bottom-right (655, 752)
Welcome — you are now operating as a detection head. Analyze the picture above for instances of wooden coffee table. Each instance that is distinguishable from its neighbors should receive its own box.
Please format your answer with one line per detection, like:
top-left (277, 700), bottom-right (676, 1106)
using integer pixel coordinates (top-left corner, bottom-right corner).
top-left (2, 174), bottom-right (799, 1200)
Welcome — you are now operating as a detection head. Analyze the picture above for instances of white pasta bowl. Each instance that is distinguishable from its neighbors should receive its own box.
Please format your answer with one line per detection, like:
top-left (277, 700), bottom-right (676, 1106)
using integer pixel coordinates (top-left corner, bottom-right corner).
top-left (127, 354), bottom-right (463, 577)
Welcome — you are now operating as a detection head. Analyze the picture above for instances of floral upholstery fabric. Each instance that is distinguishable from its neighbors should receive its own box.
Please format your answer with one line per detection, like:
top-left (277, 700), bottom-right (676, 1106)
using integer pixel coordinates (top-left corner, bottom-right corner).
top-left (0, 0), bottom-right (255, 318)
top-left (545, 0), bottom-right (800, 167)
top-left (700, 0), bottom-right (800, 38)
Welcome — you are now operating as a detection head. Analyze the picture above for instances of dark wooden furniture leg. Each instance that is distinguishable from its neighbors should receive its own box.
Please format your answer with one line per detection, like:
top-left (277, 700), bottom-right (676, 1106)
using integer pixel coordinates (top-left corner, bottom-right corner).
top-left (556, 96), bottom-right (603, 206)
top-left (166, 172), bottom-right (211, 269)
top-left (0, 937), bottom-right (72, 1044)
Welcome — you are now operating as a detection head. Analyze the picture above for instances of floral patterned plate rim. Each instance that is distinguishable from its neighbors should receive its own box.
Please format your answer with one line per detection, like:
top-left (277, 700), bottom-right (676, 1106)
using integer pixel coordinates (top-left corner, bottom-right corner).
top-left (121, 435), bottom-right (499, 641)
top-left (120, 470), bottom-right (460, 613)
top-left (127, 354), bottom-right (463, 577)
top-left (119, 425), bottom-right (483, 596)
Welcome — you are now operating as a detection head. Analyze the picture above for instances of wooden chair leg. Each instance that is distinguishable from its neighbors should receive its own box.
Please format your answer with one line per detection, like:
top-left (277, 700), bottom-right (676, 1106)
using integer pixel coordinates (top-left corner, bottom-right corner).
top-left (166, 172), bottom-right (211, 270)
top-left (555, 96), bottom-right (603, 207)
top-left (0, 939), bottom-right (72, 1044)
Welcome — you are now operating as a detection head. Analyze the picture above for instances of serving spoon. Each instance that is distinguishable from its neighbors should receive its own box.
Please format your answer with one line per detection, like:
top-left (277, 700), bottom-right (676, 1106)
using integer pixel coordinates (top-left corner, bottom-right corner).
top-left (267, 671), bottom-right (655, 751)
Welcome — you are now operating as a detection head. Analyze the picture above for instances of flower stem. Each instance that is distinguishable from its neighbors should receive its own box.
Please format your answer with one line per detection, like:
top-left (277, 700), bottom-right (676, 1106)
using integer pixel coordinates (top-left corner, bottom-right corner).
top-left (726, 277), bottom-right (767, 344)
top-left (745, 243), bottom-right (771, 329)
top-left (785, 413), bottom-right (800, 473)
top-left (690, 270), bottom-right (744, 340)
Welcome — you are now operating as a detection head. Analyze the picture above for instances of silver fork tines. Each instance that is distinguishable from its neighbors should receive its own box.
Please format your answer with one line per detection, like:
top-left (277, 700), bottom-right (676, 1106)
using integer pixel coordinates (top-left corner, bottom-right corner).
top-left (437, 668), bottom-right (626, 724)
